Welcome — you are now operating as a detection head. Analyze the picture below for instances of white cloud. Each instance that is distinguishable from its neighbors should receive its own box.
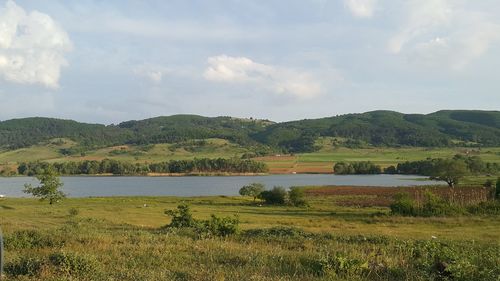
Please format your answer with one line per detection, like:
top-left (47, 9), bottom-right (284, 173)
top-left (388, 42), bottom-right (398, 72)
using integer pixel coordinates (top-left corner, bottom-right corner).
top-left (388, 0), bottom-right (500, 70)
top-left (0, 0), bottom-right (72, 88)
top-left (204, 55), bottom-right (322, 99)
top-left (133, 65), bottom-right (165, 83)
top-left (344, 0), bottom-right (377, 18)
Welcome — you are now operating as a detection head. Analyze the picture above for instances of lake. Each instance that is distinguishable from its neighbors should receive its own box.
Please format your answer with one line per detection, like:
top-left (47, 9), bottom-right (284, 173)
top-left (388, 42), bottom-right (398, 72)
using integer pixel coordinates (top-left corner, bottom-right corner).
top-left (0, 174), bottom-right (439, 198)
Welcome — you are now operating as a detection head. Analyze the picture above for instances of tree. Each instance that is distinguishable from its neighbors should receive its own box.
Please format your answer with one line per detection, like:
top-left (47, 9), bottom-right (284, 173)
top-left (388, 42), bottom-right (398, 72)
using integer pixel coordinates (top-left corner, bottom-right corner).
top-left (258, 186), bottom-right (287, 204)
top-left (334, 162), bottom-right (354, 174)
top-left (164, 203), bottom-right (196, 228)
top-left (23, 168), bottom-right (66, 204)
top-left (239, 183), bottom-right (265, 202)
top-left (430, 159), bottom-right (468, 187)
top-left (288, 187), bottom-right (307, 206)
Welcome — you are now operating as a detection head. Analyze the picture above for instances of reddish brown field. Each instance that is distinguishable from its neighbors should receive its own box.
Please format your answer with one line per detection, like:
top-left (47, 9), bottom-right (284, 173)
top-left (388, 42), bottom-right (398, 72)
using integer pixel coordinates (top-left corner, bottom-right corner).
top-left (305, 185), bottom-right (493, 207)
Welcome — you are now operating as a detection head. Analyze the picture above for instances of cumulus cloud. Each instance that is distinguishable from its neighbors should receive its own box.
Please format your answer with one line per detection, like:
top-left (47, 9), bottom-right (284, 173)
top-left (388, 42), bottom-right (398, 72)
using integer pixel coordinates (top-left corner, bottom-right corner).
top-left (388, 0), bottom-right (500, 70)
top-left (344, 0), bottom-right (377, 18)
top-left (204, 55), bottom-right (322, 99)
top-left (0, 0), bottom-right (72, 88)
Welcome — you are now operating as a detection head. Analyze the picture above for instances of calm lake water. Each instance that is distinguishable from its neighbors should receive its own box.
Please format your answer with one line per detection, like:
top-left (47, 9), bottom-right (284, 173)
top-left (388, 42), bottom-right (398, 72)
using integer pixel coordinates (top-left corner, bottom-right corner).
top-left (0, 174), bottom-right (439, 198)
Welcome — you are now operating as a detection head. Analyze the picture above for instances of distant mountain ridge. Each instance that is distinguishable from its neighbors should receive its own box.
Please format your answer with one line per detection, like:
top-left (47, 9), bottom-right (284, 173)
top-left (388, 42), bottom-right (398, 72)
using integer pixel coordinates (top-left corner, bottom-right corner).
top-left (1, 110), bottom-right (499, 152)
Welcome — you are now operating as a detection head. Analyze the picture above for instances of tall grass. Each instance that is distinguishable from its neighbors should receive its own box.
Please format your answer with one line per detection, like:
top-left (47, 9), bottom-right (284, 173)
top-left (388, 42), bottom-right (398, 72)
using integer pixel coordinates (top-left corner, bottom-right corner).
top-left (3, 220), bottom-right (499, 281)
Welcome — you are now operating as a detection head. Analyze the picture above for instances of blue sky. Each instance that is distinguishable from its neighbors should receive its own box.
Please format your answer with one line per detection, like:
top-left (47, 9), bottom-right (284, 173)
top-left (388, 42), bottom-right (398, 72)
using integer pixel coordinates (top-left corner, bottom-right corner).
top-left (0, 0), bottom-right (499, 124)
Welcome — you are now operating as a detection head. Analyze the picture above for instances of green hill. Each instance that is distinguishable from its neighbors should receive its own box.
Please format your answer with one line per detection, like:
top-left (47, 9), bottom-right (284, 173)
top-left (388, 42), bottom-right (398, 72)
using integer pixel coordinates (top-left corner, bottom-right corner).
top-left (0, 110), bottom-right (499, 153)
top-left (254, 110), bottom-right (500, 151)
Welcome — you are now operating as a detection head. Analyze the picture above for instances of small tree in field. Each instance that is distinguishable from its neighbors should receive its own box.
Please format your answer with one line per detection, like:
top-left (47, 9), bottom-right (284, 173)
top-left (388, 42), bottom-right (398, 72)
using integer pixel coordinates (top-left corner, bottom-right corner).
top-left (430, 159), bottom-right (468, 187)
top-left (24, 167), bottom-right (66, 204)
top-left (239, 183), bottom-right (265, 202)
top-left (288, 187), bottom-right (308, 207)
top-left (258, 186), bottom-right (287, 204)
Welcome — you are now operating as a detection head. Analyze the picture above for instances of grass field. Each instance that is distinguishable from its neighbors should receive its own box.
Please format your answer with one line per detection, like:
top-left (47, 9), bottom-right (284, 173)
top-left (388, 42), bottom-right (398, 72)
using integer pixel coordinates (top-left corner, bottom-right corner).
top-left (258, 146), bottom-right (500, 174)
top-left (1, 190), bottom-right (499, 280)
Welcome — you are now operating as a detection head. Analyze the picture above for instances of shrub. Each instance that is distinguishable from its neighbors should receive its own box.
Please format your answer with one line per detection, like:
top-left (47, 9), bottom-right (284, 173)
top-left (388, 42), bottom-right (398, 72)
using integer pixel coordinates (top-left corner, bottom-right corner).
top-left (164, 203), bottom-right (196, 228)
top-left (5, 229), bottom-right (63, 250)
top-left (4, 256), bottom-right (44, 276)
top-left (49, 251), bottom-right (100, 276)
top-left (258, 186), bottom-right (287, 204)
top-left (391, 192), bottom-right (464, 217)
top-left (198, 215), bottom-right (240, 237)
top-left (288, 187), bottom-right (308, 207)
top-left (242, 226), bottom-right (310, 239)
top-left (467, 200), bottom-right (500, 215)
top-left (390, 193), bottom-right (416, 216)
top-left (68, 207), bottom-right (79, 216)
top-left (164, 204), bottom-right (239, 238)
top-left (420, 192), bottom-right (462, 217)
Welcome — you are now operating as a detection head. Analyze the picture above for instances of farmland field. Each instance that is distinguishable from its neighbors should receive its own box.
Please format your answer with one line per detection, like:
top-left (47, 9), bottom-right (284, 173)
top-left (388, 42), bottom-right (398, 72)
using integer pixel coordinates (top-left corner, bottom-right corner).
top-left (3, 138), bottom-right (498, 175)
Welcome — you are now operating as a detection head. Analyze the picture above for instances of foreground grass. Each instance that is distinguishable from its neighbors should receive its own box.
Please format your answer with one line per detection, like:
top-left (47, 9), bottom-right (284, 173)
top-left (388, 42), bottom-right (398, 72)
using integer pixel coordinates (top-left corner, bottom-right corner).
top-left (1, 194), bottom-right (499, 280)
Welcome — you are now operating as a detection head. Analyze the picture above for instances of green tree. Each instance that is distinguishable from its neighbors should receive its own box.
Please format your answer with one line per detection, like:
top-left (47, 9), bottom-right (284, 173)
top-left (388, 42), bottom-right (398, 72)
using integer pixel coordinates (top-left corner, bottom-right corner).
top-left (239, 183), bottom-right (265, 202)
top-left (164, 203), bottom-right (196, 228)
top-left (258, 186), bottom-right (287, 205)
top-left (333, 162), bottom-right (354, 174)
top-left (288, 187), bottom-right (307, 206)
top-left (23, 168), bottom-right (66, 204)
top-left (430, 159), bottom-right (468, 187)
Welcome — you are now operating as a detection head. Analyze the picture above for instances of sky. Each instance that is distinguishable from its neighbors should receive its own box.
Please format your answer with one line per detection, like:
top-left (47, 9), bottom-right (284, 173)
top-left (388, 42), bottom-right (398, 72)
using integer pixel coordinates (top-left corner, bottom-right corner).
top-left (0, 0), bottom-right (499, 124)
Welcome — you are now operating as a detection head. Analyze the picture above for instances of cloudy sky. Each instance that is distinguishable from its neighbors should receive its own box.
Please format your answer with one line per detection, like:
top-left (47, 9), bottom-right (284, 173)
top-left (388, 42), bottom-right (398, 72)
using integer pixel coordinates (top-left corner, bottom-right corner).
top-left (0, 0), bottom-right (499, 124)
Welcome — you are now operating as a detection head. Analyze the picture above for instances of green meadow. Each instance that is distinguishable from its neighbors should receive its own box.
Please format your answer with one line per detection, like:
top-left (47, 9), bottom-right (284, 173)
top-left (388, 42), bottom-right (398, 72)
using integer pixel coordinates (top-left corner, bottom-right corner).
top-left (1, 193), bottom-right (499, 280)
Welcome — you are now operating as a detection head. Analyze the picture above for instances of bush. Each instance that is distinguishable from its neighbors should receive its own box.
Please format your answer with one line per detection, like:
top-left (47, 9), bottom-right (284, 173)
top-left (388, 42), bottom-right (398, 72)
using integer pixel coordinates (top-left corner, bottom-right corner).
top-left (242, 226), bottom-right (310, 239)
top-left (5, 229), bottom-right (63, 250)
top-left (420, 192), bottom-right (463, 217)
top-left (467, 200), bottom-right (500, 215)
top-left (390, 193), bottom-right (416, 216)
top-left (164, 203), bottom-right (196, 228)
top-left (164, 204), bottom-right (239, 237)
top-left (4, 256), bottom-right (44, 276)
top-left (288, 187), bottom-right (308, 206)
top-left (49, 251), bottom-right (100, 276)
top-left (198, 215), bottom-right (240, 237)
top-left (391, 192), bottom-right (463, 217)
top-left (258, 186), bottom-right (287, 204)
top-left (68, 207), bottom-right (79, 216)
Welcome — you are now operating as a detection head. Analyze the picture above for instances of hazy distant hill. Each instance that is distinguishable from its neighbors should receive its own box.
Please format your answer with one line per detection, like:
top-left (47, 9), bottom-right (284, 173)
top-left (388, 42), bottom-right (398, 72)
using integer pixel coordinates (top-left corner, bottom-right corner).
top-left (0, 110), bottom-right (499, 152)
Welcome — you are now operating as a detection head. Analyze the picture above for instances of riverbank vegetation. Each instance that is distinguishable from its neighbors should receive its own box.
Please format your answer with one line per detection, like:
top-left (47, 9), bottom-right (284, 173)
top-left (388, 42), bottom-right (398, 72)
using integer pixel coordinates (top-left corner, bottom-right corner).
top-left (1, 189), bottom-right (499, 280)
top-left (16, 158), bottom-right (268, 176)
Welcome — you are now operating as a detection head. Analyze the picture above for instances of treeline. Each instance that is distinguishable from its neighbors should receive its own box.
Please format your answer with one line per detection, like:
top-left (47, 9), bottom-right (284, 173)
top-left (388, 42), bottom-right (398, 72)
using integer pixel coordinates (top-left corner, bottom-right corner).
top-left (17, 158), bottom-right (268, 176)
top-left (386, 155), bottom-right (500, 176)
top-left (334, 161), bottom-right (382, 174)
top-left (334, 155), bottom-right (500, 176)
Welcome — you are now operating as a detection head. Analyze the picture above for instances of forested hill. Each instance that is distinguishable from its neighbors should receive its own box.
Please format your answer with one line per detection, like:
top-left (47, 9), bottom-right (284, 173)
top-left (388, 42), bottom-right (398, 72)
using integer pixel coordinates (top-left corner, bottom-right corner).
top-left (0, 110), bottom-right (499, 152)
